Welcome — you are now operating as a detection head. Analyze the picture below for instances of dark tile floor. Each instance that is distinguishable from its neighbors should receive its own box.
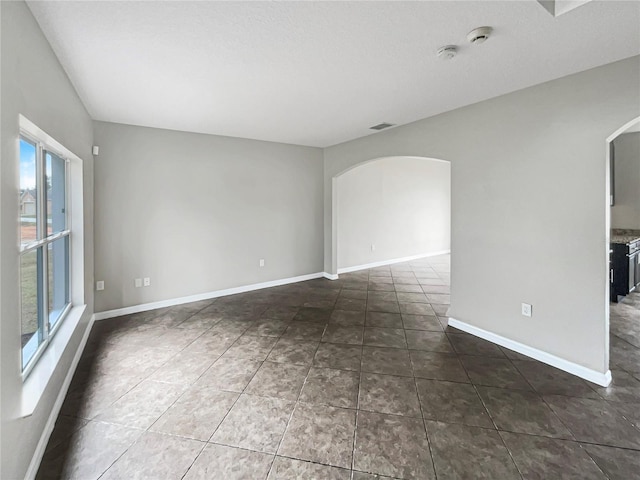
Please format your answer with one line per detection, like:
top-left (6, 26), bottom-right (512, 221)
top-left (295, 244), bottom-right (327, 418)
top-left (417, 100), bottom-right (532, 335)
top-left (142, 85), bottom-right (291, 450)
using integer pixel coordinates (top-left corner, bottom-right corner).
top-left (36, 254), bottom-right (640, 479)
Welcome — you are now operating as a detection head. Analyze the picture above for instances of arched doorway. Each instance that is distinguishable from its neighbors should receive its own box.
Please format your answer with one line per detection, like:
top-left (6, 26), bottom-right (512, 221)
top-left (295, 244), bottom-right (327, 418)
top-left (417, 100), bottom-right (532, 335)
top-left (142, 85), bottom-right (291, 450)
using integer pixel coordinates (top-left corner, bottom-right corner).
top-left (607, 116), bottom-right (640, 378)
top-left (333, 156), bottom-right (451, 275)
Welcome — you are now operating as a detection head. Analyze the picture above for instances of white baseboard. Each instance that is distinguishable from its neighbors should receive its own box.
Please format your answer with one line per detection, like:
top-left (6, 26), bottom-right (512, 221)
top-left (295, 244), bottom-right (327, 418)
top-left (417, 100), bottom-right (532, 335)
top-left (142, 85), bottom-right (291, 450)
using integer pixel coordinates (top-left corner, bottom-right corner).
top-left (25, 314), bottom-right (96, 480)
top-left (323, 272), bottom-right (339, 280)
top-left (448, 318), bottom-right (612, 387)
top-left (337, 250), bottom-right (450, 274)
top-left (94, 271), bottom-right (330, 321)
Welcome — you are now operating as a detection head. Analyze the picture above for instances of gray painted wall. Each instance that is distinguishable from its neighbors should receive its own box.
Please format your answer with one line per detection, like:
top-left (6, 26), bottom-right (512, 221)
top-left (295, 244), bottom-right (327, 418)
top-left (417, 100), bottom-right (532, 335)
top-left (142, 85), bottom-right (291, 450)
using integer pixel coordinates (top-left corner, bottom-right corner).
top-left (92, 121), bottom-right (324, 313)
top-left (337, 157), bottom-right (450, 269)
top-left (1, 1), bottom-right (95, 478)
top-left (324, 56), bottom-right (640, 374)
top-left (612, 132), bottom-right (640, 229)
top-left (3, 2), bottom-right (638, 475)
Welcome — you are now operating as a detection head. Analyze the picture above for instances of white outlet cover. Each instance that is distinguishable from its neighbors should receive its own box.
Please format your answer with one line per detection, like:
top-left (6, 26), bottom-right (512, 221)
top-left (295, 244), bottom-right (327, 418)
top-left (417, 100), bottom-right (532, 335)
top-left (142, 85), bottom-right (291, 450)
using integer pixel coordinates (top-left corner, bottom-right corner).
top-left (259, 259), bottom-right (265, 267)
top-left (96, 281), bottom-right (104, 291)
top-left (521, 303), bottom-right (532, 317)
top-left (143, 277), bottom-right (151, 286)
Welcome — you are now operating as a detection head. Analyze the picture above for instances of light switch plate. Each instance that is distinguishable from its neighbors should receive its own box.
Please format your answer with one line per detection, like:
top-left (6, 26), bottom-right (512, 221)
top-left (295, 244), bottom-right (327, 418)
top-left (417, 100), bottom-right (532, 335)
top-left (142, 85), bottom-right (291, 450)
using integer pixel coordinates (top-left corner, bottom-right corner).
top-left (522, 303), bottom-right (532, 317)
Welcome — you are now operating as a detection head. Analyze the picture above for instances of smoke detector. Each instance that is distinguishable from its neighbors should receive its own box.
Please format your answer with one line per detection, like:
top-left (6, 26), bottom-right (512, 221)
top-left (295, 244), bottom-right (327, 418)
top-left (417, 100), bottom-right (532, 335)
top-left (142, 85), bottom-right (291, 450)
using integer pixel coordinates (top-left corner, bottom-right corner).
top-left (436, 45), bottom-right (457, 60)
top-left (467, 26), bottom-right (493, 44)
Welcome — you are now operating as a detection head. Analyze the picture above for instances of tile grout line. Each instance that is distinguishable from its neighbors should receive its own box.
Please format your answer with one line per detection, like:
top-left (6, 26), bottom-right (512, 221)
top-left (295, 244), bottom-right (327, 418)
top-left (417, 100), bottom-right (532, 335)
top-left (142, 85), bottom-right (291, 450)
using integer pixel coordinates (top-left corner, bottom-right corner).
top-left (107, 300), bottom-right (272, 479)
top-left (503, 358), bottom-right (621, 479)
top-left (101, 300), bottom-right (251, 480)
top-left (175, 300), bottom-right (304, 479)
top-left (411, 260), bottom-right (449, 480)
top-left (454, 340), bottom-right (525, 480)
top-left (485, 341), bottom-right (627, 478)
top-left (410, 346), bottom-right (440, 480)
top-left (184, 301), bottom-right (303, 479)
top-left (264, 295), bottom-right (335, 479)
top-left (500, 344), bottom-right (601, 452)
top-left (68, 303), bottom-right (221, 479)
top-left (351, 283), bottom-right (368, 476)
top-left (67, 266), bottom-right (348, 473)
top-left (53, 256), bottom-right (640, 478)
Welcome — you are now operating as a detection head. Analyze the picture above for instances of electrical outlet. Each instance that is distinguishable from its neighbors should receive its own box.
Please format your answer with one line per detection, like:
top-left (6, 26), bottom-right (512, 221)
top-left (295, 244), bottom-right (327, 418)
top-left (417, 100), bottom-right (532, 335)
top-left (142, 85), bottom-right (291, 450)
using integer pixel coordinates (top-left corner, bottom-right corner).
top-left (96, 281), bottom-right (104, 291)
top-left (143, 277), bottom-right (151, 287)
top-left (135, 278), bottom-right (142, 288)
top-left (259, 259), bottom-right (265, 267)
top-left (521, 303), bottom-right (532, 317)
top-left (371, 244), bottom-right (376, 252)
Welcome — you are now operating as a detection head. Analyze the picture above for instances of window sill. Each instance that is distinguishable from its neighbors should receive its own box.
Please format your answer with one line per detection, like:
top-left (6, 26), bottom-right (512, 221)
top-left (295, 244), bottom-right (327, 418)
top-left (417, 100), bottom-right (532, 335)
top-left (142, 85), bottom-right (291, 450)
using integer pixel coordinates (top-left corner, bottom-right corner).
top-left (20, 304), bottom-right (88, 418)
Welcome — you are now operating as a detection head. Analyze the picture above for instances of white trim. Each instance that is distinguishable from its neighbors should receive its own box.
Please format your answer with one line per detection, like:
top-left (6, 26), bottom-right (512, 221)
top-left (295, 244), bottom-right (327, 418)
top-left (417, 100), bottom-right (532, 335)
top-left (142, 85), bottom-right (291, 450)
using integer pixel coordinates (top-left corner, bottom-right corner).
top-left (323, 272), bottom-right (339, 280)
top-left (337, 250), bottom-right (450, 274)
top-left (18, 115), bottom-right (86, 380)
top-left (94, 272), bottom-right (328, 321)
top-left (606, 116), bottom-right (640, 142)
top-left (19, 115), bottom-right (83, 164)
top-left (334, 155), bottom-right (451, 179)
top-left (448, 317), bottom-right (612, 387)
top-left (21, 305), bottom-right (88, 415)
top-left (24, 312), bottom-right (95, 480)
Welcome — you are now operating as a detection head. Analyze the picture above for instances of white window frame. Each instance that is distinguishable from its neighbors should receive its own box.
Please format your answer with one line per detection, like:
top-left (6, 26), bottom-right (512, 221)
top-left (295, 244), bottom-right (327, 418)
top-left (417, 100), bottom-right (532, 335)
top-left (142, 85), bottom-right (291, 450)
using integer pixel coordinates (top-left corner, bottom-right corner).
top-left (19, 133), bottom-right (71, 376)
top-left (19, 115), bottom-right (85, 382)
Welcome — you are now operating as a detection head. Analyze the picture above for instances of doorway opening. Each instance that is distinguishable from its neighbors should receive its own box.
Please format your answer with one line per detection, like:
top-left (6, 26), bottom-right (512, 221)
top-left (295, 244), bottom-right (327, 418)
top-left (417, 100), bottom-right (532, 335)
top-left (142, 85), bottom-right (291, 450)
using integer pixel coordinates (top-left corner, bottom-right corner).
top-left (332, 156), bottom-right (452, 316)
top-left (607, 116), bottom-right (640, 378)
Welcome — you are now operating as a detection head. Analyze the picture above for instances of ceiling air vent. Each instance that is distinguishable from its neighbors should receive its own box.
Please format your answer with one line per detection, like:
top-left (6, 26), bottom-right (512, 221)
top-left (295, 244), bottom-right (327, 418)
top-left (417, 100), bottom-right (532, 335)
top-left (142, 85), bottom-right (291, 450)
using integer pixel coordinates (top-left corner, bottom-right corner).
top-left (370, 123), bottom-right (395, 131)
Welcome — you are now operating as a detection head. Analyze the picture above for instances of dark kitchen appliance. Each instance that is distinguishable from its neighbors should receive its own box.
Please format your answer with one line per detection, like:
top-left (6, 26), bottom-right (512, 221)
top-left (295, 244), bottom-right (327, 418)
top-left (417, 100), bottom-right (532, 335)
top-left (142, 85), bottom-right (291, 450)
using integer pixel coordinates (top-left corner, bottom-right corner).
top-left (612, 239), bottom-right (640, 300)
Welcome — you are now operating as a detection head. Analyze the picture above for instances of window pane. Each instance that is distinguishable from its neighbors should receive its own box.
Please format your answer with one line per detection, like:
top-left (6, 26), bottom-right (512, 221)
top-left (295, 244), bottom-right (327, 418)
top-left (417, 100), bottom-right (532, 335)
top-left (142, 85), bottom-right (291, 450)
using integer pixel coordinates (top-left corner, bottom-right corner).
top-left (48, 236), bottom-right (70, 329)
top-left (21, 248), bottom-right (44, 369)
top-left (45, 151), bottom-right (66, 236)
top-left (20, 138), bottom-right (38, 246)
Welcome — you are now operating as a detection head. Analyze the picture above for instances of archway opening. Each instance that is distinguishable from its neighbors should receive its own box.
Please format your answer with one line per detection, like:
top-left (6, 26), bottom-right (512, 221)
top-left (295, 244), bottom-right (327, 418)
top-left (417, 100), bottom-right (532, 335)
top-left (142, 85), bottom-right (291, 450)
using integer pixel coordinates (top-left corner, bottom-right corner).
top-left (607, 116), bottom-right (640, 377)
top-left (331, 155), bottom-right (452, 315)
top-left (335, 156), bottom-right (451, 273)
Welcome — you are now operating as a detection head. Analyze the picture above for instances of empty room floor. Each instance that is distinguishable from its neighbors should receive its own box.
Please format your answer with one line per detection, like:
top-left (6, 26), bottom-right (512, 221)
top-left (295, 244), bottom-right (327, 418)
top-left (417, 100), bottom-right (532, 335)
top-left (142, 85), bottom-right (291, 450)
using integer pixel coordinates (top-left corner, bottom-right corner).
top-left (36, 254), bottom-right (640, 479)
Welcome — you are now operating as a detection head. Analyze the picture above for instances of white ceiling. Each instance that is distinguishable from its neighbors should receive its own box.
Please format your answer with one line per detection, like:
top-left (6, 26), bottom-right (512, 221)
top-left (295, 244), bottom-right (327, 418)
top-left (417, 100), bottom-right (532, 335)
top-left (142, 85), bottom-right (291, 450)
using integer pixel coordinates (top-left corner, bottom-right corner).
top-left (27, 1), bottom-right (640, 148)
